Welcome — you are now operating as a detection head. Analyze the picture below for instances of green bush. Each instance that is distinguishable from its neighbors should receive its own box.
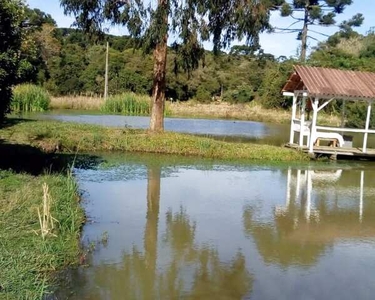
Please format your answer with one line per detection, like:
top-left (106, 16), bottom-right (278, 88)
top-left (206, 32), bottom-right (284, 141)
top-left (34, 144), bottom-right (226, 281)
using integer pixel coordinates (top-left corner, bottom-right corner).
top-left (101, 93), bottom-right (151, 116)
top-left (223, 86), bottom-right (255, 104)
top-left (195, 87), bottom-right (212, 103)
top-left (12, 84), bottom-right (50, 112)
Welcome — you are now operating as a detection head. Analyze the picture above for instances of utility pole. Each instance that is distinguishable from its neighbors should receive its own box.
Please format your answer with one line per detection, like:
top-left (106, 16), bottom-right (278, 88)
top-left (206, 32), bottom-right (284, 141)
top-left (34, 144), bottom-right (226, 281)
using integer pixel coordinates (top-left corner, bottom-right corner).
top-left (104, 42), bottom-right (109, 100)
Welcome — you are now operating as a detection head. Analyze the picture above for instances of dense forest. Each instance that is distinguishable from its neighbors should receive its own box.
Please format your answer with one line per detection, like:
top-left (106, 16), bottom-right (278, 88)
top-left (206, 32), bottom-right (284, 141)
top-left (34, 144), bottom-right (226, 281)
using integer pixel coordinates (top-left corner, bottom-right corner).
top-left (17, 7), bottom-right (375, 114)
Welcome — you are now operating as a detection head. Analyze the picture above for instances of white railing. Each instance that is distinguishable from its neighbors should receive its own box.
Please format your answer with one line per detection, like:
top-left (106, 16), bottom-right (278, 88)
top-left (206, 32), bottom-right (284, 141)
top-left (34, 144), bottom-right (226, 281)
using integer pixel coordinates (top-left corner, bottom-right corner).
top-left (316, 126), bottom-right (375, 134)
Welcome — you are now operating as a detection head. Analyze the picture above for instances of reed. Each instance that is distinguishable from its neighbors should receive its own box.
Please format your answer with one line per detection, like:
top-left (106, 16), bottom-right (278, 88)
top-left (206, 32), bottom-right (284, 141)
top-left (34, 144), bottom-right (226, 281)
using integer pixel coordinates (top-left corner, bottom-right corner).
top-left (37, 183), bottom-right (56, 239)
top-left (101, 93), bottom-right (151, 116)
top-left (12, 84), bottom-right (51, 112)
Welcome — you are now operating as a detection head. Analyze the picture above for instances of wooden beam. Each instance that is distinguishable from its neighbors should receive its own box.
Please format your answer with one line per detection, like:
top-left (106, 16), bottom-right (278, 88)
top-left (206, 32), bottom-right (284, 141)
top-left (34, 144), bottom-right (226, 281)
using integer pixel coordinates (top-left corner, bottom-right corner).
top-left (317, 98), bottom-right (335, 112)
top-left (316, 126), bottom-right (375, 134)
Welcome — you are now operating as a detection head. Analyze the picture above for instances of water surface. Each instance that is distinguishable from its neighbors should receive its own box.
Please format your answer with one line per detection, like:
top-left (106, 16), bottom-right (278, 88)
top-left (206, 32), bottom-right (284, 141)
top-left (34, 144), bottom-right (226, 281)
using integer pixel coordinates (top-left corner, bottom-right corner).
top-left (26, 111), bottom-right (375, 147)
top-left (26, 111), bottom-right (289, 144)
top-left (58, 155), bottom-right (375, 299)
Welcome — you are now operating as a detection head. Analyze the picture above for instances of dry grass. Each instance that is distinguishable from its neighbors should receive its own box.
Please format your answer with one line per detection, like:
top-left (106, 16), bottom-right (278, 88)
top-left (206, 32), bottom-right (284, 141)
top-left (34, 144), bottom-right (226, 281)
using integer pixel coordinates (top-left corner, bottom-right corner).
top-left (170, 101), bottom-right (291, 123)
top-left (170, 101), bottom-right (340, 125)
top-left (50, 96), bottom-right (105, 110)
top-left (37, 183), bottom-right (56, 239)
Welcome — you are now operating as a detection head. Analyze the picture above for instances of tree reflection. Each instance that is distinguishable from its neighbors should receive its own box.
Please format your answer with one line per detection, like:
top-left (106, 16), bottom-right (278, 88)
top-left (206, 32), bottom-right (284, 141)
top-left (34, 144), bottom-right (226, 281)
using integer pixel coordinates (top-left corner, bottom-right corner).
top-left (92, 164), bottom-right (252, 300)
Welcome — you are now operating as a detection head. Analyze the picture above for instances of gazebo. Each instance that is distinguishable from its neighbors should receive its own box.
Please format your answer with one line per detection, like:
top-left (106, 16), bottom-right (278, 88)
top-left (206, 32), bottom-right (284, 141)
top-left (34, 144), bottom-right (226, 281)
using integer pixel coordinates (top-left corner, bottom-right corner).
top-left (283, 65), bottom-right (375, 158)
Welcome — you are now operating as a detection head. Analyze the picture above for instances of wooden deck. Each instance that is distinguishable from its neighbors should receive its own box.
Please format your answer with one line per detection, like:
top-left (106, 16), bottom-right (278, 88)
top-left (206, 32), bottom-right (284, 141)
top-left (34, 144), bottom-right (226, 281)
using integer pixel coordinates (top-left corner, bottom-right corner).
top-left (286, 143), bottom-right (375, 160)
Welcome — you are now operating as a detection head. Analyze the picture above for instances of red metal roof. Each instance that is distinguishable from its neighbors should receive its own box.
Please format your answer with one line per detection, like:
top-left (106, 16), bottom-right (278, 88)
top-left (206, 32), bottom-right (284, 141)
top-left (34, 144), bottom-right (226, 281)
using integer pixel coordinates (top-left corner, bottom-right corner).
top-left (283, 66), bottom-right (375, 100)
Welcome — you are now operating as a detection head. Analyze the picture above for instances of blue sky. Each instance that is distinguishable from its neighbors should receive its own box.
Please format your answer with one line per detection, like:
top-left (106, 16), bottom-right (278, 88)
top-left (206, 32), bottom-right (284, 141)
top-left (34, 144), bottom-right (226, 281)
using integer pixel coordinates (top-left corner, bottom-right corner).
top-left (27, 0), bottom-right (374, 58)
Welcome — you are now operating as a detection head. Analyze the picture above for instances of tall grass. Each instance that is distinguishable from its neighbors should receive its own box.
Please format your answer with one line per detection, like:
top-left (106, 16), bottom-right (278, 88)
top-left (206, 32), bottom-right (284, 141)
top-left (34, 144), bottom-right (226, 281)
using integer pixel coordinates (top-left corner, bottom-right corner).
top-left (12, 84), bottom-right (51, 112)
top-left (0, 169), bottom-right (84, 299)
top-left (101, 93), bottom-right (151, 116)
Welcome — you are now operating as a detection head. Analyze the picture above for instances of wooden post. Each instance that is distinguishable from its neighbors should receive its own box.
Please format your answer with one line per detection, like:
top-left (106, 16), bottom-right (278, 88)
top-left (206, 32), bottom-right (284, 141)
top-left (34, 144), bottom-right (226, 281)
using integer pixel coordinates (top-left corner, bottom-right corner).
top-left (299, 96), bottom-right (306, 147)
top-left (309, 98), bottom-right (319, 153)
top-left (363, 101), bottom-right (372, 153)
top-left (290, 94), bottom-right (298, 144)
top-left (104, 42), bottom-right (109, 100)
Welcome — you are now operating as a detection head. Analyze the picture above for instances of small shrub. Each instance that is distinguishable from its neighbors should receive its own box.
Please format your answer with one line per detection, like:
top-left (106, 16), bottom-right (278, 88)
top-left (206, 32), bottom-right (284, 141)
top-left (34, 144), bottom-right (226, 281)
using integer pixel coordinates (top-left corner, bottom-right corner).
top-left (12, 84), bottom-right (50, 112)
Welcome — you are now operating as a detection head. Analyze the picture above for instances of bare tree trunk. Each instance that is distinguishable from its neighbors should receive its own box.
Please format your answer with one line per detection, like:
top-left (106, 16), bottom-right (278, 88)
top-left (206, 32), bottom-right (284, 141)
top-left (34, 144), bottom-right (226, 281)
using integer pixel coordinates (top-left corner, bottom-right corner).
top-left (149, 0), bottom-right (168, 132)
top-left (300, 2), bottom-right (309, 62)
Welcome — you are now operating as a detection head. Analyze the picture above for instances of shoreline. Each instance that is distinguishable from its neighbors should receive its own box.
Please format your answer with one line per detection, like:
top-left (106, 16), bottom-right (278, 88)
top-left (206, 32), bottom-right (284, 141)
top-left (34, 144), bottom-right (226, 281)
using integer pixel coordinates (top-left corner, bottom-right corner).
top-left (50, 96), bottom-right (341, 126)
top-left (0, 119), bottom-right (308, 162)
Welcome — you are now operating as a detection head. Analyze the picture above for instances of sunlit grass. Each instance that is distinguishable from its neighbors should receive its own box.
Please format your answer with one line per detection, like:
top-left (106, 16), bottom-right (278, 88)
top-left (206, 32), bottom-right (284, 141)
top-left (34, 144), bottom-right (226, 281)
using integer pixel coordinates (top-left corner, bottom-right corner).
top-left (101, 93), bottom-right (151, 116)
top-left (0, 119), bottom-right (308, 162)
top-left (12, 84), bottom-right (51, 112)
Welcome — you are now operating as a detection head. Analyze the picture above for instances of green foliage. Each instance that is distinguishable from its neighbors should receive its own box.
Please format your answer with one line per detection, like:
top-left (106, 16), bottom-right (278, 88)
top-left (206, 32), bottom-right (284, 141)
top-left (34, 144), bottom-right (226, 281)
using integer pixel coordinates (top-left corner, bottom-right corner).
top-left (258, 60), bottom-right (293, 108)
top-left (101, 93), bottom-right (151, 116)
top-left (12, 84), bottom-right (51, 112)
top-left (223, 86), bottom-right (255, 104)
top-left (0, 0), bottom-right (24, 121)
top-left (345, 102), bottom-right (375, 129)
top-left (195, 87), bottom-right (212, 103)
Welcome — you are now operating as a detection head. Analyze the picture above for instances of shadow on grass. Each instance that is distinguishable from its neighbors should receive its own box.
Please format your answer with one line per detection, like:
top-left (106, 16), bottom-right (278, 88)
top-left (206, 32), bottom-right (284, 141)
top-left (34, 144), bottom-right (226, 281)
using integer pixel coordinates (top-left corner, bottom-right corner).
top-left (0, 117), bottom-right (36, 129)
top-left (0, 140), bottom-right (103, 175)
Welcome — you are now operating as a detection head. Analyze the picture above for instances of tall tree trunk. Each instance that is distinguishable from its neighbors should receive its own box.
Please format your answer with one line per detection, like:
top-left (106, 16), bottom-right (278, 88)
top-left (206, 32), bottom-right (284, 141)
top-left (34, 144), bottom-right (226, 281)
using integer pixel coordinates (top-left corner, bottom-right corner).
top-left (149, 0), bottom-right (168, 132)
top-left (300, 2), bottom-right (309, 62)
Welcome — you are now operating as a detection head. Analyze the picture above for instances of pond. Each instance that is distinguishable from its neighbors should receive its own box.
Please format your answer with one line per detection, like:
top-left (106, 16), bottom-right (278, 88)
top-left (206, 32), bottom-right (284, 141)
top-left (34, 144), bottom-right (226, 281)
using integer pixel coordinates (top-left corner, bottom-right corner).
top-left (26, 111), bottom-right (375, 147)
top-left (26, 111), bottom-right (289, 145)
top-left (57, 154), bottom-right (375, 299)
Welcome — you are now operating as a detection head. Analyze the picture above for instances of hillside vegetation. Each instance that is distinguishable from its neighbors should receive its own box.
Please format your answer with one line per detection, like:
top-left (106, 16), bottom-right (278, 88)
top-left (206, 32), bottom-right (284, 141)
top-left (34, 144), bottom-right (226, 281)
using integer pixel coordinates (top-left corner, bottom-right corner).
top-left (15, 8), bottom-right (375, 126)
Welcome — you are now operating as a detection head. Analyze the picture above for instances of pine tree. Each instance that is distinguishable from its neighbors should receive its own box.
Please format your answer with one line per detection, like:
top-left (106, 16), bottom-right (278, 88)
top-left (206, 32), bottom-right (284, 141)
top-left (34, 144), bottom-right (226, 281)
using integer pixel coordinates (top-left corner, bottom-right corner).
top-left (272, 0), bottom-right (363, 61)
top-left (60, 0), bottom-right (273, 131)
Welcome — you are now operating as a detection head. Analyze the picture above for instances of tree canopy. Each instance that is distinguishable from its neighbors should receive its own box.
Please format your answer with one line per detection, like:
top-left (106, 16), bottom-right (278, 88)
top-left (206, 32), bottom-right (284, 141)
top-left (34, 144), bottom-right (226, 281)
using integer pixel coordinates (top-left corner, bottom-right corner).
top-left (60, 0), bottom-right (274, 131)
top-left (0, 0), bottom-right (25, 121)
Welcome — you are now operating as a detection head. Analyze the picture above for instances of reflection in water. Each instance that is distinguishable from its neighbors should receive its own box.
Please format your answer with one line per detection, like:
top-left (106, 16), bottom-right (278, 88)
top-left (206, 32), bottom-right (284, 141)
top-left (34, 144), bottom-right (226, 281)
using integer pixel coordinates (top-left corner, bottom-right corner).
top-left (71, 164), bottom-right (252, 300)
top-left (58, 159), bottom-right (375, 300)
top-left (244, 168), bottom-right (375, 268)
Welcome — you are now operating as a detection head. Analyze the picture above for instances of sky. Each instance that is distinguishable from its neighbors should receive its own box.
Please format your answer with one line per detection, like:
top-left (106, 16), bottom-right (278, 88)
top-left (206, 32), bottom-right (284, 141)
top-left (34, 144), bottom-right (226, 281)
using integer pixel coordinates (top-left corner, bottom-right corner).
top-left (27, 0), bottom-right (374, 58)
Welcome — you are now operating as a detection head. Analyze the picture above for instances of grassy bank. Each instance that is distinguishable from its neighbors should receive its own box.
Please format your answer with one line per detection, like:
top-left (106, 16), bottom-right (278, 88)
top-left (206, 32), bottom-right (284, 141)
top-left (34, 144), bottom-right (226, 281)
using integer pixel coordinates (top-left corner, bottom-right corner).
top-left (0, 119), bottom-right (308, 161)
top-left (50, 96), bottom-right (340, 125)
top-left (0, 168), bottom-right (84, 299)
